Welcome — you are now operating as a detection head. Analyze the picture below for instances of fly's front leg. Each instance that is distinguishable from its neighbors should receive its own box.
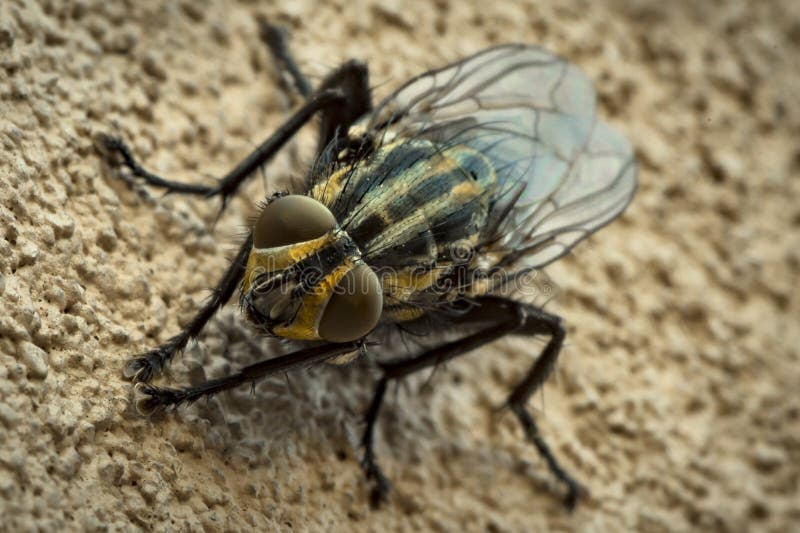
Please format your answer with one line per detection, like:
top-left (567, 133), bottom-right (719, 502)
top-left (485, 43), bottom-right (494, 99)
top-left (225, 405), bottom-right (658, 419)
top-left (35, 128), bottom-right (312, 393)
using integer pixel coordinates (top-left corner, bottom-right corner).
top-left (96, 89), bottom-right (346, 213)
top-left (360, 377), bottom-right (391, 506)
top-left (134, 341), bottom-right (360, 414)
top-left (123, 232), bottom-right (253, 383)
top-left (360, 297), bottom-right (581, 510)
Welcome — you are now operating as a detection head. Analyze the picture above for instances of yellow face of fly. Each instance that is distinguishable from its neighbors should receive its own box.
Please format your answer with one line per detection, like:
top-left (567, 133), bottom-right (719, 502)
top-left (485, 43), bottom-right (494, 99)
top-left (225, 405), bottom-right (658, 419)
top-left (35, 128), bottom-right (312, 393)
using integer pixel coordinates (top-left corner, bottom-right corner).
top-left (241, 195), bottom-right (383, 343)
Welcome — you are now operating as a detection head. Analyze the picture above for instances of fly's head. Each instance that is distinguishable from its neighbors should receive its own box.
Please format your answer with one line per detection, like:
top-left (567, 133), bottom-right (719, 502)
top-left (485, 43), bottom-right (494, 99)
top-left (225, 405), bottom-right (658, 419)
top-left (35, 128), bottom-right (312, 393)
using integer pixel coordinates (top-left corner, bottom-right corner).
top-left (242, 195), bottom-right (383, 343)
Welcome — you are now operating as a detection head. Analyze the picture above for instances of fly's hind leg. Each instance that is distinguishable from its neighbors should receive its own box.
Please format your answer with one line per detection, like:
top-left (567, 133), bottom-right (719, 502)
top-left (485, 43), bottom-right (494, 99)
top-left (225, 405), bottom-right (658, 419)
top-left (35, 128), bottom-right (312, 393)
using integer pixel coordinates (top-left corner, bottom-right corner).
top-left (504, 306), bottom-right (583, 511)
top-left (359, 297), bottom-right (581, 510)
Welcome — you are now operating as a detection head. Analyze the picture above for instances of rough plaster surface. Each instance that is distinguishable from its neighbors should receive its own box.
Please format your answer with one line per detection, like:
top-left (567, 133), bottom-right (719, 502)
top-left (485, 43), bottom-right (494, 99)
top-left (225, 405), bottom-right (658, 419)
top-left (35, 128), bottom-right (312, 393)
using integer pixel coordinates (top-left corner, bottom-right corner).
top-left (1, 0), bottom-right (799, 531)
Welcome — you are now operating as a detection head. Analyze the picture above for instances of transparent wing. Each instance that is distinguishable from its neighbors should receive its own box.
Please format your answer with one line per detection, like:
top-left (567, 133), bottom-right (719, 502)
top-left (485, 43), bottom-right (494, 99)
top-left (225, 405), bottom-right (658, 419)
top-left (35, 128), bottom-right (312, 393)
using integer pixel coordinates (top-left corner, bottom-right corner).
top-left (365, 44), bottom-right (637, 269)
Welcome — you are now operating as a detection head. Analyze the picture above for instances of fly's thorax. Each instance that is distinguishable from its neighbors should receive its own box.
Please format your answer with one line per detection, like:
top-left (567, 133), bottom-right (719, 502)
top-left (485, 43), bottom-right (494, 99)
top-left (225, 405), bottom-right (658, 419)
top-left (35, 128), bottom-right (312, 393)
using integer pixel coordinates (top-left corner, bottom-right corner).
top-left (308, 138), bottom-right (498, 316)
top-left (242, 195), bottom-right (383, 343)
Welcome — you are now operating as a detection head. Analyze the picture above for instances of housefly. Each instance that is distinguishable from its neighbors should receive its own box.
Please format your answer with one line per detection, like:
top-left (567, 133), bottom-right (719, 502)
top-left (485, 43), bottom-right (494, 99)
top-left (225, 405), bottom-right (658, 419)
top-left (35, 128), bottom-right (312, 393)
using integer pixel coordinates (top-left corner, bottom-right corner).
top-left (97, 22), bottom-right (637, 510)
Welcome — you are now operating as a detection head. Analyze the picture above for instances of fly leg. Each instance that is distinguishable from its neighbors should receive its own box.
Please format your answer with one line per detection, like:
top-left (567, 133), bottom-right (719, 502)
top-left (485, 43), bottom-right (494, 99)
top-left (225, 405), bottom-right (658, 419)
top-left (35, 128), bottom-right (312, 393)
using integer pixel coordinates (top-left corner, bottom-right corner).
top-left (360, 297), bottom-right (581, 510)
top-left (360, 377), bottom-right (391, 506)
top-left (503, 306), bottom-right (583, 511)
top-left (258, 20), bottom-right (371, 160)
top-left (123, 233), bottom-right (252, 383)
top-left (97, 89), bottom-right (345, 213)
top-left (98, 22), bottom-right (371, 209)
top-left (133, 341), bottom-right (360, 414)
top-left (258, 21), bottom-right (313, 98)
top-left (360, 298), bottom-right (522, 505)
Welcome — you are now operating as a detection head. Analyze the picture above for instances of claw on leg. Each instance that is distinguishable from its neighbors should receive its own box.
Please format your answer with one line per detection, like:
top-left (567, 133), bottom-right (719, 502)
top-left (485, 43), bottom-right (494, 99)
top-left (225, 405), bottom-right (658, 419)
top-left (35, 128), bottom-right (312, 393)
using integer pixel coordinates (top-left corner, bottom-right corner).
top-left (510, 403), bottom-right (583, 511)
top-left (132, 383), bottom-right (187, 416)
top-left (123, 351), bottom-right (165, 383)
top-left (360, 447), bottom-right (391, 507)
top-left (122, 335), bottom-right (187, 383)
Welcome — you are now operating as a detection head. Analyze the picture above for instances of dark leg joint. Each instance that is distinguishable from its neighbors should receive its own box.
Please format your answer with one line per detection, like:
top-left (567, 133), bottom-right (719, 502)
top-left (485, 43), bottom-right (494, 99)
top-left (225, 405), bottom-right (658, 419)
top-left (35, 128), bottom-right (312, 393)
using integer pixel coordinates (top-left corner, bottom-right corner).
top-left (505, 320), bottom-right (564, 407)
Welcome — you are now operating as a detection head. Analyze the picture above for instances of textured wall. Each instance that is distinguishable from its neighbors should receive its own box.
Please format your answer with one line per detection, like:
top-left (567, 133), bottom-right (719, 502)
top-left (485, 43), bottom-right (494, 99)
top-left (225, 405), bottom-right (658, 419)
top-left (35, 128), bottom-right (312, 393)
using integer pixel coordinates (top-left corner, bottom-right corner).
top-left (1, 0), bottom-right (798, 531)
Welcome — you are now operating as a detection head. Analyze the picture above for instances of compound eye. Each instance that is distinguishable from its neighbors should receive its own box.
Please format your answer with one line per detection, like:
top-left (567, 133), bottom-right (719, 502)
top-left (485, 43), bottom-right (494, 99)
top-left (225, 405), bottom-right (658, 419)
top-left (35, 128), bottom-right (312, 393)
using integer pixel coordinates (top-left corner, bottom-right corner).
top-left (318, 264), bottom-right (383, 342)
top-left (254, 195), bottom-right (336, 249)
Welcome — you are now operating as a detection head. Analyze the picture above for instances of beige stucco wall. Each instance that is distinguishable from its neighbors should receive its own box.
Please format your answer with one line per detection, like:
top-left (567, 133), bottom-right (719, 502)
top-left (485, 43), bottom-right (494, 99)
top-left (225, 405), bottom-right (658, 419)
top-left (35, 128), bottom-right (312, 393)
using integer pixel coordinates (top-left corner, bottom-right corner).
top-left (1, 1), bottom-right (798, 531)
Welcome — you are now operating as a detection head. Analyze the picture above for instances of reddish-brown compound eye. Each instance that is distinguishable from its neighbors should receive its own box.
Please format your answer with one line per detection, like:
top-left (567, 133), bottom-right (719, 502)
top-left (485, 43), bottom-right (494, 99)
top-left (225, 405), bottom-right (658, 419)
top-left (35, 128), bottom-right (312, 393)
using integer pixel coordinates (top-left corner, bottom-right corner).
top-left (253, 195), bottom-right (337, 248)
top-left (318, 264), bottom-right (383, 342)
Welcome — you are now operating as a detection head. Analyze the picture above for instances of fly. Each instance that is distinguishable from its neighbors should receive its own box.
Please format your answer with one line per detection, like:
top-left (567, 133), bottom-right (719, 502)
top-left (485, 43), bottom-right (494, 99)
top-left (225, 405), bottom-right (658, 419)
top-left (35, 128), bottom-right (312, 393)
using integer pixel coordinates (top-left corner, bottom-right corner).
top-left (97, 21), bottom-right (637, 511)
